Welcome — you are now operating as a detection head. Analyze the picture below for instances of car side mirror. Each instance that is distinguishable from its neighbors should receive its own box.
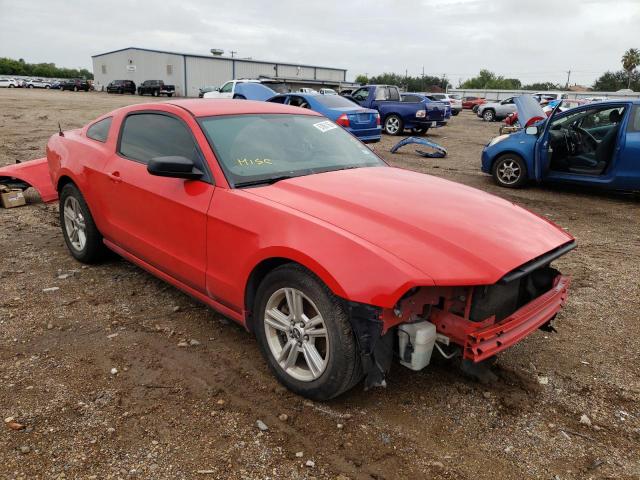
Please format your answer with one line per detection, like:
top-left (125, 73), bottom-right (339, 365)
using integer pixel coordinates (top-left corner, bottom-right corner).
top-left (525, 126), bottom-right (539, 135)
top-left (147, 156), bottom-right (203, 180)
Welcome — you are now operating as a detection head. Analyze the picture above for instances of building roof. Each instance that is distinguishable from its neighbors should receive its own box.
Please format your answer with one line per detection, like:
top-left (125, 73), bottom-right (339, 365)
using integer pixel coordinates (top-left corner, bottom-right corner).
top-left (92, 47), bottom-right (346, 72)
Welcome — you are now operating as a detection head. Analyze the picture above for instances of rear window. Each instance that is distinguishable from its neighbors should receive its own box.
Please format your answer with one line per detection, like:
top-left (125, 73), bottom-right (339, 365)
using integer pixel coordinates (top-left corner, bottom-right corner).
top-left (87, 117), bottom-right (112, 143)
top-left (315, 95), bottom-right (358, 108)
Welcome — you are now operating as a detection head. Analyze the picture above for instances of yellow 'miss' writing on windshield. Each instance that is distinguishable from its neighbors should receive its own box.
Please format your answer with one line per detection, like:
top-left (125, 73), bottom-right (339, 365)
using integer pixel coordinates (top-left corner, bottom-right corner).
top-left (236, 158), bottom-right (274, 167)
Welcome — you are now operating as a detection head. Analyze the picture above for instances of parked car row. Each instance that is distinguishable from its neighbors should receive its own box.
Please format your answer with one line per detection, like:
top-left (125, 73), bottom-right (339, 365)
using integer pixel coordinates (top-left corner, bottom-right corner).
top-left (0, 77), bottom-right (91, 90)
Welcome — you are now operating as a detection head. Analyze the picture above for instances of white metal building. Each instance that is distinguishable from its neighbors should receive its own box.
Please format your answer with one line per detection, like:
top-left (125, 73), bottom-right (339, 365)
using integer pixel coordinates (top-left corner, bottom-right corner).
top-left (92, 47), bottom-right (349, 97)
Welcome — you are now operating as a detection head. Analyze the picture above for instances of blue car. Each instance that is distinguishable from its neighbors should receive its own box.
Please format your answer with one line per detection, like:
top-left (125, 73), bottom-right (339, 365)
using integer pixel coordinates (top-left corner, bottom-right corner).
top-left (481, 96), bottom-right (640, 191)
top-left (267, 93), bottom-right (381, 143)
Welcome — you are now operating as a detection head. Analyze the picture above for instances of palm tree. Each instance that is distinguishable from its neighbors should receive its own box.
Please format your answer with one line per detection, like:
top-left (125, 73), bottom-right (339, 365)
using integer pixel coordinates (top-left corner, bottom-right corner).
top-left (621, 48), bottom-right (640, 89)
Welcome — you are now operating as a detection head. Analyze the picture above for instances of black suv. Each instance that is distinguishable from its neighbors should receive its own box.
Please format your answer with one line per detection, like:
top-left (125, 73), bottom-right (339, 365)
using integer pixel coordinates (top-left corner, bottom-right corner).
top-left (61, 79), bottom-right (90, 92)
top-left (107, 80), bottom-right (136, 94)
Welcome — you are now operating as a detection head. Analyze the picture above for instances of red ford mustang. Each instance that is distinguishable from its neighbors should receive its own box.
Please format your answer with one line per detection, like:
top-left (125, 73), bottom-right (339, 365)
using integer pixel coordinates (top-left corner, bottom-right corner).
top-left (42, 99), bottom-right (574, 400)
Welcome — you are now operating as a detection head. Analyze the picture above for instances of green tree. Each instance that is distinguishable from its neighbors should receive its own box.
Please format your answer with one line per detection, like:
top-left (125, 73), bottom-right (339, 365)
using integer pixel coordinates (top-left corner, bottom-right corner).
top-left (0, 56), bottom-right (93, 79)
top-left (593, 70), bottom-right (640, 91)
top-left (621, 48), bottom-right (640, 89)
top-left (522, 82), bottom-right (561, 91)
top-left (355, 74), bottom-right (368, 84)
top-left (460, 70), bottom-right (522, 89)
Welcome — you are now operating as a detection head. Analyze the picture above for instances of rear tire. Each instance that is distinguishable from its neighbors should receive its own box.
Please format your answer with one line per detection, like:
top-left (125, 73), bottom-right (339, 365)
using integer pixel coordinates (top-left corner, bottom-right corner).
top-left (492, 154), bottom-right (528, 188)
top-left (411, 127), bottom-right (428, 135)
top-left (384, 114), bottom-right (404, 135)
top-left (483, 109), bottom-right (495, 122)
top-left (59, 183), bottom-right (106, 263)
top-left (452, 110), bottom-right (459, 116)
top-left (254, 264), bottom-right (363, 400)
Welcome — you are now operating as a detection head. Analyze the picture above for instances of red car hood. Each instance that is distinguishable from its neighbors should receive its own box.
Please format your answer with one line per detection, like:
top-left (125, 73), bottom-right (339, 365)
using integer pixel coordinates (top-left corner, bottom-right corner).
top-left (248, 167), bottom-right (573, 286)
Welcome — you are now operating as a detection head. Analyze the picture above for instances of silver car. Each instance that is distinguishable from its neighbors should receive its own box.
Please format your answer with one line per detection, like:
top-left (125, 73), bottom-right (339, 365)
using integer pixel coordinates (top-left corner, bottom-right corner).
top-left (477, 97), bottom-right (517, 122)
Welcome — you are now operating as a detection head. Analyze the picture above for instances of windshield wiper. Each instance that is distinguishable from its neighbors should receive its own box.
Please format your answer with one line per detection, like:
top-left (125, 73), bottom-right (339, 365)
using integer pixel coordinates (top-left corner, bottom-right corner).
top-left (234, 175), bottom-right (296, 188)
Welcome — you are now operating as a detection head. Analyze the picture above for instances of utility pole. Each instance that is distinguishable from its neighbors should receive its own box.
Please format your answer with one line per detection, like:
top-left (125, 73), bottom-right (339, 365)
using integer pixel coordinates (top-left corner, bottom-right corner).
top-left (421, 65), bottom-right (425, 92)
top-left (230, 50), bottom-right (237, 58)
top-left (405, 68), bottom-right (408, 90)
top-left (565, 69), bottom-right (571, 89)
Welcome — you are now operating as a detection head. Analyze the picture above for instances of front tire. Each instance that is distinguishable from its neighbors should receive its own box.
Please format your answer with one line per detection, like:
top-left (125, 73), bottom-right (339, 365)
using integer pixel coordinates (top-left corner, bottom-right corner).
top-left (384, 114), bottom-right (404, 135)
top-left (411, 127), bottom-right (428, 135)
top-left (59, 183), bottom-right (106, 263)
top-left (254, 264), bottom-right (362, 400)
top-left (483, 109), bottom-right (495, 122)
top-left (492, 154), bottom-right (528, 188)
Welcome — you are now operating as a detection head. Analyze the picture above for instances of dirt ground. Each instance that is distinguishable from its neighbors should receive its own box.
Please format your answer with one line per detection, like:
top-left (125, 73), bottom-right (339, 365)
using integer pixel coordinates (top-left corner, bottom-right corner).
top-left (1, 89), bottom-right (639, 480)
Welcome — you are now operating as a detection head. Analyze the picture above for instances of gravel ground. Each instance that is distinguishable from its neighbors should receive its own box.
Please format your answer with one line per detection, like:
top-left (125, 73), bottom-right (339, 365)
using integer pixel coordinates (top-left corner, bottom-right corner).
top-left (1, 89), bottom-right (639, 480)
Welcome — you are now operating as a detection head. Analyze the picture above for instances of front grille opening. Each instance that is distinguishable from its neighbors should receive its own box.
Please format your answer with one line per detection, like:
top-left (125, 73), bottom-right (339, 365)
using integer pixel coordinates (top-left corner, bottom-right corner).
top-left (469, 266), bottom-right (559, 322)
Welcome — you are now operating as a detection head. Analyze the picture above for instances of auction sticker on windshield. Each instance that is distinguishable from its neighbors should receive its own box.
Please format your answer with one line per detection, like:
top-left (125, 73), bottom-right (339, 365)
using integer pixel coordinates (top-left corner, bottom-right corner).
top-left (313, 120), bottom-right (338, 133)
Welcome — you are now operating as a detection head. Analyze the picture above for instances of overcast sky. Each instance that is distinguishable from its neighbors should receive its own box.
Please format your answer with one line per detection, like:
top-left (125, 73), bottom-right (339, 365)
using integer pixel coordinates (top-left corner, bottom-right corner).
top-left (1, 0), bottom-right (638, 86)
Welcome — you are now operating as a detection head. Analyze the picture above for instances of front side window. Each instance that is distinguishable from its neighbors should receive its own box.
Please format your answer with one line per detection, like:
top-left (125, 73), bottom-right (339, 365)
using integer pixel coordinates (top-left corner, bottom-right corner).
top-left (199, 114), bottom-right (385, 187)
top-left (119, 114), bottom-right (201, 166)
top-left (502, 98), bottom-right (514, 105)
top-left (351, 88), bottom-right (369, 102)
top-left (219, 82), bottom-right (233, 93)
top-left (401, 95), bottom-right (421, 103)
top-left (87, 117), bottom-right (112, 143)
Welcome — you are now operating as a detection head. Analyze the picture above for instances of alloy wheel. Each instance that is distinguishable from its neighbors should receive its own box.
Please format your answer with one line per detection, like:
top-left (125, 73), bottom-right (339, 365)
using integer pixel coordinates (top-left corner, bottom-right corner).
top-left (385, 116), bottom-right (400, 134)
top-left (63, 196), bottom-right (87, 251)
top-left (263, 287), bottom-right (329, 382)
top-left (497, 159), bottom-right (521, 185)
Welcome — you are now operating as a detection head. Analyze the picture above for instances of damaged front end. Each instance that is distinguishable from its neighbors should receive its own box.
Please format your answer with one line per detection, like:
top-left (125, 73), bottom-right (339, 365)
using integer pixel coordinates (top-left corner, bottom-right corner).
top-left (348, 241), bottom-right (575, 387)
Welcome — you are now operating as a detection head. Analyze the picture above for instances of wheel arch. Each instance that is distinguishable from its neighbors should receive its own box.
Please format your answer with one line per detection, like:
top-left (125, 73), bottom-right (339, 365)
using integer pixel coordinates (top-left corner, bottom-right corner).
top-left (243, 252), bottom-right (349, 332)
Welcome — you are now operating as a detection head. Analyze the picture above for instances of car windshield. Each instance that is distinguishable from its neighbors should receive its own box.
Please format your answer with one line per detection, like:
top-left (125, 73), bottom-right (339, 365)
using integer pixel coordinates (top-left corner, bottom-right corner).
top-left (199, 114), bottom-right (385, 187)
top-left (315, 95), bottom-right (358, 108)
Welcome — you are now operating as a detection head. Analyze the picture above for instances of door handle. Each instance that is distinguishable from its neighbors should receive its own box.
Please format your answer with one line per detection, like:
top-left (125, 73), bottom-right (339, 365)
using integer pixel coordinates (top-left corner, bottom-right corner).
top-left (109, 171), bottom-right (122, 183)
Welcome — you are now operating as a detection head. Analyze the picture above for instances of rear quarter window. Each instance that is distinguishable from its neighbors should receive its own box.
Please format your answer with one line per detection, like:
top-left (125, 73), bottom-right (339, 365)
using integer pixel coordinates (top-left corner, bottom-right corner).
top-left (628, 105), bottom-right (640, 132)
top-left (86, 117), bottom-right (112, 143)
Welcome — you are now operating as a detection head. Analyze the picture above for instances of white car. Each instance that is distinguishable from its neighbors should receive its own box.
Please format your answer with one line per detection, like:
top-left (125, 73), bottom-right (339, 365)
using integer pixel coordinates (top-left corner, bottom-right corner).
top-left (25, 78), bottom-right (52, 89)
top-left (318, 88), bottom-right (337, 95)
top-left (298, 87), bottom-right (317, 93)
top-left (428, 93), bottom-right (462, 115)
top-left (203, 79), bottom-right (288, 99)
top-left (0, 78), bottom-right (19, 88)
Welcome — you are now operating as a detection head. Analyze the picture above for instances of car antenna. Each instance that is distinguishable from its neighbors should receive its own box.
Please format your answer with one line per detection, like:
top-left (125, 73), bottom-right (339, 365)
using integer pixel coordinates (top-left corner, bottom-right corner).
top-left (58, 122), bottom-right (64, 137)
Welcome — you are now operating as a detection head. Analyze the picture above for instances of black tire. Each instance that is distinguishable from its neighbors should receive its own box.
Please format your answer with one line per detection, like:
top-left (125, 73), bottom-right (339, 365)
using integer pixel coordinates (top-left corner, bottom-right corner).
top-left (59, 183), bottom-right (107, 263)
top-left (45, 85), bottom-right (50, 89)
top-left (411, 127), bottom-right (428, 135)
top-left (28, 85), bottom-right (33, 89)
top-left (492, 153), bottom-right (528, 188)
top-left (167, 93), bottom-right (173, 97)
top-left (452, 110), bottom-right (459, 116)
top-left (254, 264), bottom-right (363, 400)
top-left (472, 105), bottom-right (479, 113)
top-left (9, 84), bottom-right (14, 88)
top-left (383, 114), bottom-right (404, 135)
top-left (482, 109), bottom-right (495, 122)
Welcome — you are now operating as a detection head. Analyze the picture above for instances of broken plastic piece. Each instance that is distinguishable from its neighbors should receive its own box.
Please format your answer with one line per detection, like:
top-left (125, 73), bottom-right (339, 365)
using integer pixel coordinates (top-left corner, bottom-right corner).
top-left (0, 158), bottom-right (57, 203)
top-left (390, 136), bottom-right (447, 158)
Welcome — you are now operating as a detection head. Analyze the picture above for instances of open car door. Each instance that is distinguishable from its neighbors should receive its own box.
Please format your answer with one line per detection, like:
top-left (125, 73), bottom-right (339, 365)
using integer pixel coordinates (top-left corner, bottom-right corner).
top-left (533, 100), bottom-right (564, 181)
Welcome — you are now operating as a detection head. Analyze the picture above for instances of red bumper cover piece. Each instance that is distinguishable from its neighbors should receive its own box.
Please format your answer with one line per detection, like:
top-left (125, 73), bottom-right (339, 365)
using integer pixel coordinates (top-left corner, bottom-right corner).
top-left (464, 275), bottom-right (570, 362)
top-left (0, 158), bottom-right (58, 203)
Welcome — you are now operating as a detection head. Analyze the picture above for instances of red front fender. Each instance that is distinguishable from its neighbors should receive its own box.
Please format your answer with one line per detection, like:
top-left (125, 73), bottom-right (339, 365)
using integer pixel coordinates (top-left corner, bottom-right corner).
top-left (0, 158), bottom-right (58, 203)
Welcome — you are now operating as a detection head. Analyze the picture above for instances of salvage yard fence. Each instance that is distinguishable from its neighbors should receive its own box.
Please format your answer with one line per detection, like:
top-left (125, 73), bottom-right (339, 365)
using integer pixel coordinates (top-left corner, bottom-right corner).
top-left (448, 88), bottom-right (640, 101)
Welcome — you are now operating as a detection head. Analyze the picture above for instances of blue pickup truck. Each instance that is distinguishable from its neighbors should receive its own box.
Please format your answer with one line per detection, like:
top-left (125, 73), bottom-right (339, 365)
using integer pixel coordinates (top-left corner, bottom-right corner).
top-left (349, 85), bottom-right (448, 135)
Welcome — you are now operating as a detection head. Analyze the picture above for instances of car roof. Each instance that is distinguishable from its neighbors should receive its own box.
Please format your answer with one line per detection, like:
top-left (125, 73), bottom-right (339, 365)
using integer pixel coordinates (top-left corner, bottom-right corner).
top-left (163, 99), bottom-right (324, 117)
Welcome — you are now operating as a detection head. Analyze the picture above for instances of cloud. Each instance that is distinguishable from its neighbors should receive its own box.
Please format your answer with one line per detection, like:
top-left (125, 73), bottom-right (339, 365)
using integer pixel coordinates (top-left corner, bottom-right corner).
top-left (0, 0), bottom-right (638, 86)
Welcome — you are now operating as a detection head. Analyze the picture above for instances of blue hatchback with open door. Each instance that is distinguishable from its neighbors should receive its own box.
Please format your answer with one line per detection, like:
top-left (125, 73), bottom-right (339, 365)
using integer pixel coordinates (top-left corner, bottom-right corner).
top-left (481, 96), bottom-right (640, 192)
